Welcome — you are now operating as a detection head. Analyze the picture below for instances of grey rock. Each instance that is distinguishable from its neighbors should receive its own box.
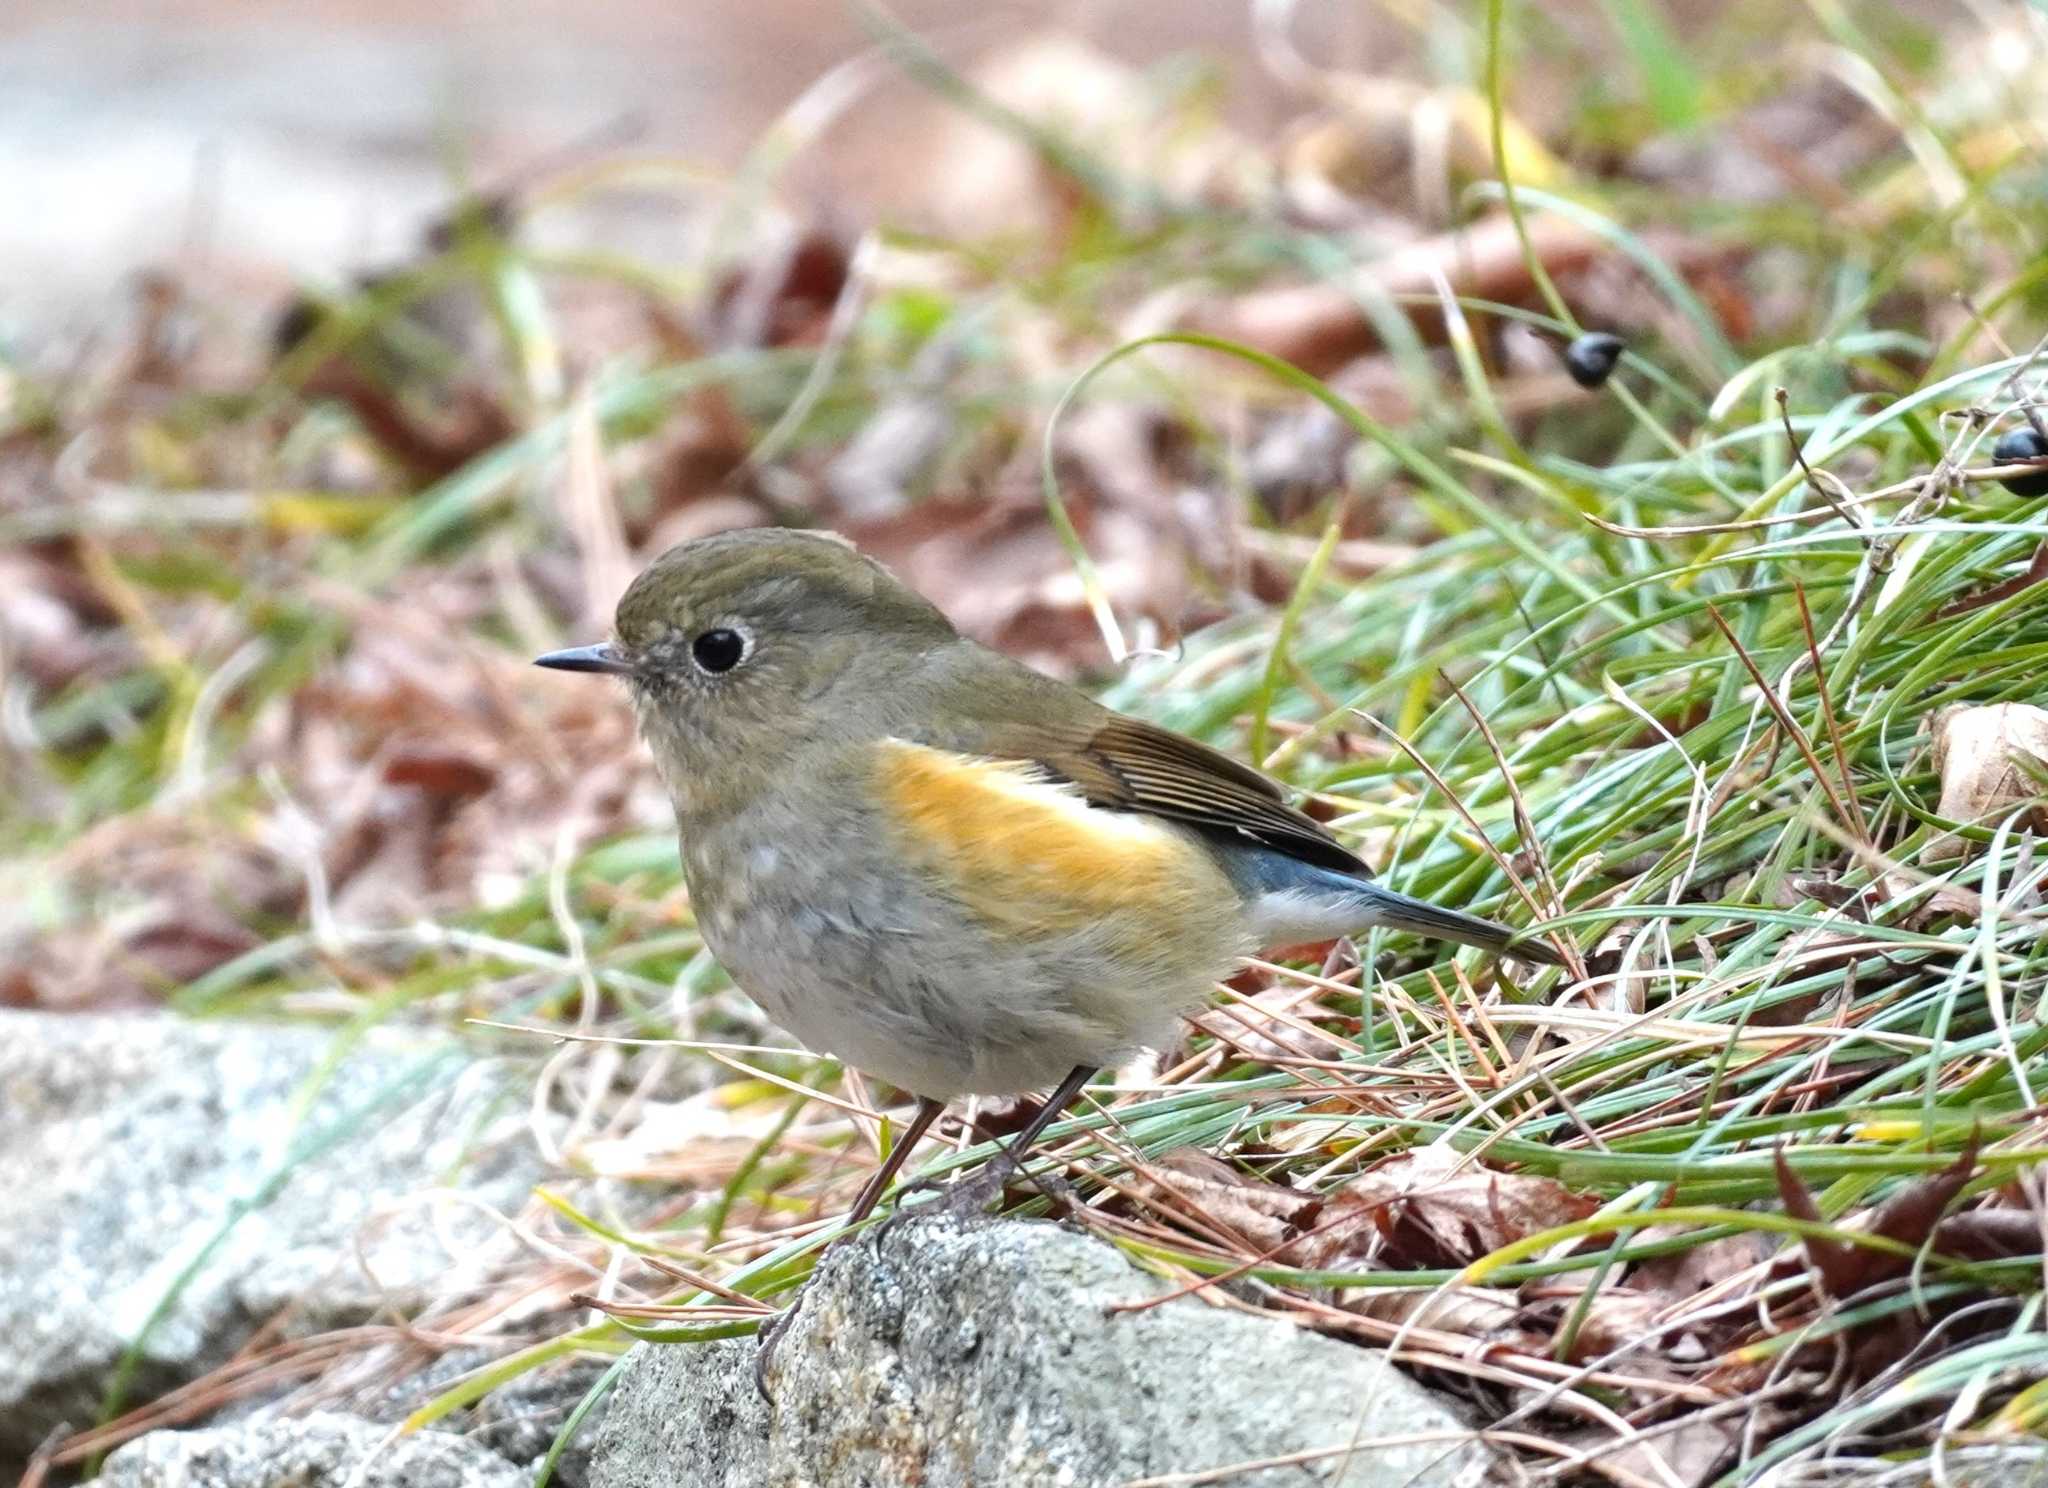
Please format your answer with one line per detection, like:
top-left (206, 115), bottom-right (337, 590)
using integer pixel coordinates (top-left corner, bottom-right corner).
top-left (370, 1351), bottom-right (615, 1488)
top-left (0, 1010), bottom-right (539, 1456)
top-left (100, 1410), bottom-right (524, 1488)
top-left (469, 1355), bottom-right (616, 1487)
top-left (591, 1215), bottom-right (1505, 1488)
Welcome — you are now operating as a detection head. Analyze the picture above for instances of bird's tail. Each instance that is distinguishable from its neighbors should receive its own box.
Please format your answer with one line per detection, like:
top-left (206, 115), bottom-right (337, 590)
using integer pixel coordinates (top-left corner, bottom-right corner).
top-left (1345, 881), bottom-right (1566, 966)
top-left (1224, 845), bottom-right (1567, 966)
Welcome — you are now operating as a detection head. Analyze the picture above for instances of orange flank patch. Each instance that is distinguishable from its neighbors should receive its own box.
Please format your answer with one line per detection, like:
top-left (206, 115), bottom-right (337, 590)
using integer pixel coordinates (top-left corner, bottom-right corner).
top-left (874, 739), bottom-right (1229, 936)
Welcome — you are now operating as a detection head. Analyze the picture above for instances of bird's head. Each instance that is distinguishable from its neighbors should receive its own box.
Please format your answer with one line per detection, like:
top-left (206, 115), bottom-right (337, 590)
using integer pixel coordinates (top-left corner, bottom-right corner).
top-left (536, 528), bottom-right (960, 804)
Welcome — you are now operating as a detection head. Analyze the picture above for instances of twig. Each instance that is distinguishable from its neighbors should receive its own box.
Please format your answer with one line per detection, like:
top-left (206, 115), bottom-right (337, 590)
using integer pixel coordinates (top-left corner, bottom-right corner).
top-left (1776, 386), bottom-right (1866, 532)
top-left (1704, 603), bottom-right (1865, 845)
top-left (1790, 581), bottom-right (1869, 842)
top-left (1441, 673), bottom-right (1573, 942)
top-left (1348, 710), bottom-right (1553, 928)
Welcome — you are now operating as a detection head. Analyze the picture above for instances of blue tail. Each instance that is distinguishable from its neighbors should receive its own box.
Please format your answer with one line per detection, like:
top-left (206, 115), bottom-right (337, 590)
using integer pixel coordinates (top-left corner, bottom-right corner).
top-left (1217, 843), bottom-right (1563, 965)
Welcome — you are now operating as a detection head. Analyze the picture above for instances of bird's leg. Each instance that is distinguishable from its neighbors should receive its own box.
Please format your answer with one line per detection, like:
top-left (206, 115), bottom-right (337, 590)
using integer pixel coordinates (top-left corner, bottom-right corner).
top-left (846, 1095), bottom-right (948, 1226)
top-left (754, 1094), bottom-right (945, 1402)
top-left (880, 1064), bottom-right (1097, 1237)
top-left (973, 1062), bottom-right (1095, 1206)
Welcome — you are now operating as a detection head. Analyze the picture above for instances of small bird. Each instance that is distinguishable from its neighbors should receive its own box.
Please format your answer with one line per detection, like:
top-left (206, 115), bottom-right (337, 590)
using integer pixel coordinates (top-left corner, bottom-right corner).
top-left (538, 528), bottom-right (1562, 1225)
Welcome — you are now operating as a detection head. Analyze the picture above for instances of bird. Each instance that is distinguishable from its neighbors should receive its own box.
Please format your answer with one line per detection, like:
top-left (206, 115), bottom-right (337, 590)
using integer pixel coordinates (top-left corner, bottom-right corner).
top-left (536, 527), bottom-right (1563, 1228)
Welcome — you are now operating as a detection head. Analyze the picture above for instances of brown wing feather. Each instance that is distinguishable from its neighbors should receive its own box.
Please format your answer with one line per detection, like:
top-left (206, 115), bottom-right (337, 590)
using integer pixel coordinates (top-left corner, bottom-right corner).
top-left (981, 712), bottom-right (1368, 876)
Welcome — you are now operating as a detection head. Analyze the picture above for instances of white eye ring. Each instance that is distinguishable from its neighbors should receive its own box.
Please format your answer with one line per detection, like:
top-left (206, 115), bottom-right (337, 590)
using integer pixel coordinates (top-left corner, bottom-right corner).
top-left (688, 620), bottom-right (754, 676)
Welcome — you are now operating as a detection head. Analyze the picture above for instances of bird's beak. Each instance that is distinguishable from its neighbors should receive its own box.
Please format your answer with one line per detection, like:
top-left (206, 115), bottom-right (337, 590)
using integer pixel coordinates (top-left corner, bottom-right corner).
top-left (534, 643), bottom-right (633, 676)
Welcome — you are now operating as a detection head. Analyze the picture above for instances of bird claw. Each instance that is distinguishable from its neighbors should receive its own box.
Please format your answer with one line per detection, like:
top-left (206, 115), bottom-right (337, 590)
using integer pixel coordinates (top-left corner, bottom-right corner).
top-left (872, 1165), bottom-right (1008, 1248)
top-left (753, 1296), bottom-right (801, 1404)
top-left (871, 1157), bottom-right (1081, 1251)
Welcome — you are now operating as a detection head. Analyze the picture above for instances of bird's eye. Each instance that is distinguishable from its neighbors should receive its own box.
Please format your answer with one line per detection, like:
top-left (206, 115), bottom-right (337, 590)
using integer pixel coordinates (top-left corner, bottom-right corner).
top-left (690, 627), bottom-right (748, 674)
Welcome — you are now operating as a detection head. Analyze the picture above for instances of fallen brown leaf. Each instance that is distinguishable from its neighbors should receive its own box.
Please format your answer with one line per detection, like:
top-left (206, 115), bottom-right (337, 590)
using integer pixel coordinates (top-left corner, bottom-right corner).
top-left (1774, 1135), bottom-right (1982, 1298)
top-left (1561, 1410), bottom-right (1751, 1488)
top-left (1864, 1131), bottom-right (1982, 1261)
top-left (849, 495), bottom-right (1188, 678)
top-left (1626, 1228), bottom-right (1774, 1303)
top-left (1125, 1148), bottom-right (1316, 1252)
top-left (1189, 985), bottom-right (1356, 1068)
top-left (1772, 1145), bottom-right (1862, 1295)
top-left (1933, 1205), bottom-right (2042, 1262)
top-left (1291, 1141), bottom-right (1601, 1271)
top-left (1925, 702), bottom-right (2048, 861)
top-left (1182, 212), bottom-right (1602, 378)
top-left (1528, 1283), bottom-right (1691, 1368)
top-left (1352, 1284), bottom-right (1524, 1338)
top-left (382, 745), bottom-right (497, 800)
top-left (708, 225), bottom-right (851, 350)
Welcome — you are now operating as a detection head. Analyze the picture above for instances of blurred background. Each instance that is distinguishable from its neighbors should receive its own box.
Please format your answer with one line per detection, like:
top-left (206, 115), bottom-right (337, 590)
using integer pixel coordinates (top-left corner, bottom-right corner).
top-left (1, 0), bottom-right (1364, 344)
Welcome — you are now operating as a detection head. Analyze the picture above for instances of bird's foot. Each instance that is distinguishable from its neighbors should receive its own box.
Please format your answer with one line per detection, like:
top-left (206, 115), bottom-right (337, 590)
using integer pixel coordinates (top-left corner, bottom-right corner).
top-left (874, 1163), bottom-right (1009, 1245)
top-left (753, 1288), bottom-right (804, 1404)
top-left (871, 1156), bottom-right (1079, 1250)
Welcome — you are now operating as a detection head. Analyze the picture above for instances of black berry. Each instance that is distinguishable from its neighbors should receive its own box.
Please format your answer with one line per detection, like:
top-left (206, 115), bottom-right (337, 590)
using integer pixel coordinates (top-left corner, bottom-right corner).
top-left (1563, 332), bottom-right (1625, 389)
top-left (1991, 428), bottom-right (2048, 498)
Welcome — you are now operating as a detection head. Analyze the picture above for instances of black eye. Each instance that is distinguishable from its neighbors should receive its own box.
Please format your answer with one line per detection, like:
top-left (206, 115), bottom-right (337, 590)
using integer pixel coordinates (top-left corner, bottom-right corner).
top-left (691, 628), bottom-right (747, 674)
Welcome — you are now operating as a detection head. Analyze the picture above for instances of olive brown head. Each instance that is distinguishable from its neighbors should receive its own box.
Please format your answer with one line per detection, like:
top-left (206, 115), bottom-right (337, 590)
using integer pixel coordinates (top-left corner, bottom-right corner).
top-left (534, 528), bottom-right (963, 801)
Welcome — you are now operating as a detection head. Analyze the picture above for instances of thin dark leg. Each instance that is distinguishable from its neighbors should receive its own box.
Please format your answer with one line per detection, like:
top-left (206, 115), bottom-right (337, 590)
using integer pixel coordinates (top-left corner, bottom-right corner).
top-left (756, 1094), bottom-right (947, 1403)
top-left (876, 1064), bottom-right (1099, 1241)
top-left (989, 1063), bottom-right (1096, 1188)
top-left (844, 1095), bottom-right (946, 1226)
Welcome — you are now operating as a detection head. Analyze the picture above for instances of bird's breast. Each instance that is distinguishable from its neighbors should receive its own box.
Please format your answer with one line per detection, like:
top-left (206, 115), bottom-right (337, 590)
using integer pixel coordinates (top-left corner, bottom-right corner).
top-left (667, 737), bottom-right (1256, 1099)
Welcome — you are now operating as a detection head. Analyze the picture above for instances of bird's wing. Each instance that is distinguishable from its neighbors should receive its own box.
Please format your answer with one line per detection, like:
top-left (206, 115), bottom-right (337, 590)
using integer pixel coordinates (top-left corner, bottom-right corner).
top-left (873, 738), bottom-right (1236, 931)
top-left (980, 712), bottom-right (1369, 877)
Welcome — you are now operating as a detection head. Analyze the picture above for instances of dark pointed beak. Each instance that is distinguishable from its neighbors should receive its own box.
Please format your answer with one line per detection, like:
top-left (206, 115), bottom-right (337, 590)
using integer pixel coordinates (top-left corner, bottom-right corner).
top-left (534, 643), bottom-right (633, 676)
